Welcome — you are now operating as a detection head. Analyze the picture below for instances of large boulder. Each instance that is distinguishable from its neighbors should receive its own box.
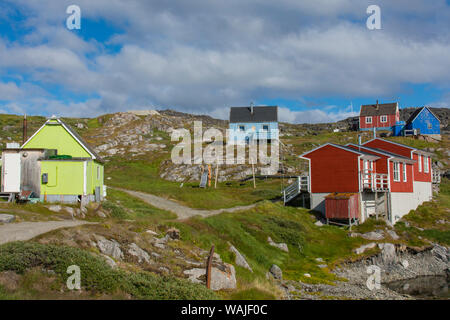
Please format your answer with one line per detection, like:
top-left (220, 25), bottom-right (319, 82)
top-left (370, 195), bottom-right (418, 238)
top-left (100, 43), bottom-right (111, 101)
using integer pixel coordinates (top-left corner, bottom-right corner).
top-left (267, 237), bottom-right (289, 252)
top-left (269, 264), bottom-right (283, 280)
top-left (378, 243), bottom-right (397, 265)
top-left (183, 263), bottom-right (237, 291)
top-left (128, 243), bottom-right (151, 264)
top-left (47, 205), bottom-right (62, 213)
top-left (229, 243), bottom-right (252, 272)
top-left (387, 230), bottom-right (400, 240)
top-left (354, 242), bottom-right (376, 255)
top-left (431, 244), bottom-right (449, 263)
top-left (0, 214), bottom-right (15, 223)
top-left (166, 228), bottom-right (180, 240)
top-left (97, 237), bottom-right (124, 260)
top-left (362, 231), bottom-right (384, 241)
top-left (210, 263), bottom-right (237, 291)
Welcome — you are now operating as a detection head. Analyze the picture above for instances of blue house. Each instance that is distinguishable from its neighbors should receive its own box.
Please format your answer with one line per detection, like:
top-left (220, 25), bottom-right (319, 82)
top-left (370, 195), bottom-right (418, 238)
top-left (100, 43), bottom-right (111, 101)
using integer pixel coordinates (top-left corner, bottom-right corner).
top-left (228, 106), bottom-right (278, 144)
top-left (404, 106), bottom-right (440, 139)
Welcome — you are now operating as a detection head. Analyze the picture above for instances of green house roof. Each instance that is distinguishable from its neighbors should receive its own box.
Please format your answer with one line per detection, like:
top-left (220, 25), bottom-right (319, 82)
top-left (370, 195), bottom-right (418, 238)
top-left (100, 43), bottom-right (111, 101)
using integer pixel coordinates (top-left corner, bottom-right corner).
top-left (22, 117), bottom-right (103, 162)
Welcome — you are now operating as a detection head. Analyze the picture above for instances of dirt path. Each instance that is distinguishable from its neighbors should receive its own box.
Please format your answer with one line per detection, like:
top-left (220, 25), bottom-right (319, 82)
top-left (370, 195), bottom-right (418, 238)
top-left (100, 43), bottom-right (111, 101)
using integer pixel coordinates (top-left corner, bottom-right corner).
top-left (116, 188), bottom-right (257, 219)
top-left (0, 220), bottom-right (95, 245)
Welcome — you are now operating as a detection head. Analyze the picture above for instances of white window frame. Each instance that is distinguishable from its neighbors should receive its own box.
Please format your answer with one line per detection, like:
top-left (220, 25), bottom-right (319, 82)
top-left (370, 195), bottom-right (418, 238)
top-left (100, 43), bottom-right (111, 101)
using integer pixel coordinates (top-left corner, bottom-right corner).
top-left (418, 154), bottom-right (422, 172)
top-left (239, 125), bottom-right (245, 132)
top-left (393, 162), bottom-right (400, 182)
top-left (424, 156), bottom-right (429, 173)
top-left (380, 115), bottom-right (388, 123)
top-left (262, 124), bottom-right (269, 131)
top-left (365, 116), bottom-right (372, 124)
top-left (403, 163), bottom-right (407, 182)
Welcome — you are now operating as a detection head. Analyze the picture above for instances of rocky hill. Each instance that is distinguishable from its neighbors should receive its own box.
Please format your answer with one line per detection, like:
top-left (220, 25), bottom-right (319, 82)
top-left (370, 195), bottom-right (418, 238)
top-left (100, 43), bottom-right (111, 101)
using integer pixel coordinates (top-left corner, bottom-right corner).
top-left (0, 108), bottom-right (448, 184)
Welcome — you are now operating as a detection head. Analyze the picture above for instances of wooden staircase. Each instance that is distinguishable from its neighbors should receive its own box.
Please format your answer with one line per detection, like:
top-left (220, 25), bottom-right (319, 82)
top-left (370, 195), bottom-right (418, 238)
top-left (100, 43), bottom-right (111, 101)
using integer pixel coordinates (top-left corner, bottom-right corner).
top-left (283, 176), bottom-right (309, 204)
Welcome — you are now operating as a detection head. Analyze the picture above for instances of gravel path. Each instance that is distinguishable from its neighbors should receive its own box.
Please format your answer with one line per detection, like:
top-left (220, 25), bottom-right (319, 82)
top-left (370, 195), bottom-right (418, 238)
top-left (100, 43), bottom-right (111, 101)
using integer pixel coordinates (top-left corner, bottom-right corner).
top-left (116, 188), bottom-right (257, 219)
top-left (0, 220), bottom-right (94, 245)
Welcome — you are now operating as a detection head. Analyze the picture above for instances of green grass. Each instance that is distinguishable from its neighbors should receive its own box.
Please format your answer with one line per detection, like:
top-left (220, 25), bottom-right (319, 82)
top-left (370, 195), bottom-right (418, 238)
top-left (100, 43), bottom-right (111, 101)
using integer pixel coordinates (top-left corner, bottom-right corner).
top-left (105, 158), bottom-right (282, 209)
top-left (165, 201), bottom-right (365, 296)
top-left (229, 288), bottom-right (276, 300)
top-left (0, 242), bottom-right (217, 300)
top-left (0, 285), bottom-right (17, 300)
top-left (103, 188), bottom-right (177, 223)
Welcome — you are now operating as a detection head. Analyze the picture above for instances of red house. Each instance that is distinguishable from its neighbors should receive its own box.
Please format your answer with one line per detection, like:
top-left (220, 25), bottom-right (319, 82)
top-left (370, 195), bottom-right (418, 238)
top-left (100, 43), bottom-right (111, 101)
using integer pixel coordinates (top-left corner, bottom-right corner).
top-left (359, 102), bottom-right (399, 131)
top-left (291, 138), bottom-right (434, 225)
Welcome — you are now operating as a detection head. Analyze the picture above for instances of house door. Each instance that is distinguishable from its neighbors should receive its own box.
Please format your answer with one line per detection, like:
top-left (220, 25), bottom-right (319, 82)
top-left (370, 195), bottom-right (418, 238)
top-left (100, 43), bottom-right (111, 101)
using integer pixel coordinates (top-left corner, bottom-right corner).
top-left (3, 153), bottom-right (21, 192)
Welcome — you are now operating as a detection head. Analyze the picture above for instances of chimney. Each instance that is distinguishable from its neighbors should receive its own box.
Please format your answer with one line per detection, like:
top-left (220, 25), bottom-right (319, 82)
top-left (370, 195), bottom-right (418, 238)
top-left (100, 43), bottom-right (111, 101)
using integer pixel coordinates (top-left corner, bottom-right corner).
top-left (23, 113), bottom-right (27, 146)
top-left (250, 102), bottom-right (254, 115)
top-left (376, 100), bottom-right (379, 110)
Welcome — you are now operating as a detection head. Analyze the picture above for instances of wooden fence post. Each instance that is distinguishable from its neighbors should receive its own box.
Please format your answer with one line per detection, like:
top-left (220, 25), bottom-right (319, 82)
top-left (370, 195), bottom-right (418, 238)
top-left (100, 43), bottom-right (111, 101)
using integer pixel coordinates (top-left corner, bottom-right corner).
top-left (206, 244), bottom-right (215, 289)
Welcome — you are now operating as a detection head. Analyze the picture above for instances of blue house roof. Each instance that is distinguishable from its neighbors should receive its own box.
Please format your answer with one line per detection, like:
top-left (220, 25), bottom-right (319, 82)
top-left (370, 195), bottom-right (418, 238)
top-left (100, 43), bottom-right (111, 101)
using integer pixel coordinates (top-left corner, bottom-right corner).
top-left (406, 106), bottom-right (440, 125)
top-left (405, 106), bottom-right (440, 135)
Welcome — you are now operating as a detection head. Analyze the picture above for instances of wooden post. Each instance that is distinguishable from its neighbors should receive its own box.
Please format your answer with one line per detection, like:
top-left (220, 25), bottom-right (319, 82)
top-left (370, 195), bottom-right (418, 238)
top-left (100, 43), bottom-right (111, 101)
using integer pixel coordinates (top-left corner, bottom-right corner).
top-left (375, 191), bottom-right (378, 220)
top-left (206, 244), bottom-right (215, 289)
top-left (214, 160), bottom-right (219, 189)
top-left (251, 161), bottom-right (256, 189)
top-left (208, 164), bottom-right (211, 188)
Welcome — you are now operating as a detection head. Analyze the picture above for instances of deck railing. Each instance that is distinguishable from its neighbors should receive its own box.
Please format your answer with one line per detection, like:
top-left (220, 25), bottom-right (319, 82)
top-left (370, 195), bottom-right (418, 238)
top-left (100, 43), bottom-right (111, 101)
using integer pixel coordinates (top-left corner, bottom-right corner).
top-left (432, 170), bottom-right (441, 184)
top-left (360, 170), bottom-right (389, 192)
top-left (283, 176), bottom-right (309, 204)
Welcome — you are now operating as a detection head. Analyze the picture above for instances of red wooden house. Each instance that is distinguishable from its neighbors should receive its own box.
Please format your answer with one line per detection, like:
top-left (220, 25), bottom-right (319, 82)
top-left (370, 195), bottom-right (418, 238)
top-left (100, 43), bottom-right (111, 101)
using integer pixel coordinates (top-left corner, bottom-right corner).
top-left (359, 102), bottom-right (399, 131)
top-left (291, 138), bottom-right (434, 225)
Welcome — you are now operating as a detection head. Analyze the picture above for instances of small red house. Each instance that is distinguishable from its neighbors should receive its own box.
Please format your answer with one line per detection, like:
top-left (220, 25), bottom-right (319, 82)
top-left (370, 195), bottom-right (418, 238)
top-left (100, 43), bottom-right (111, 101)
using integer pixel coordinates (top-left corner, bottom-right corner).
top-left (359, 102), bottom-right (399, 131)
top-left (298, 138), bottom-right (433, 224)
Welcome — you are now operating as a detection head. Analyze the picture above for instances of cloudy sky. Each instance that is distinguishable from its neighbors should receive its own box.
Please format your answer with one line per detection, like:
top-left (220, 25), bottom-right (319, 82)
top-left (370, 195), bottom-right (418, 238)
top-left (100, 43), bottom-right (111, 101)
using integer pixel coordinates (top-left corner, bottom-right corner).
top-left (0, 0), bottom-right (449, 123)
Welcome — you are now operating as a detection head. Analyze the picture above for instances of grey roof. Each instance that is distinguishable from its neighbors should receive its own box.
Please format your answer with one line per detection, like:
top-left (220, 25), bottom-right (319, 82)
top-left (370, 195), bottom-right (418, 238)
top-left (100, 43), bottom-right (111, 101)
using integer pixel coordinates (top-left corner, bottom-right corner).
top-left (229, 106), bottom-right (278, 123)
top-left (360, 102), bottom-right (397, 116)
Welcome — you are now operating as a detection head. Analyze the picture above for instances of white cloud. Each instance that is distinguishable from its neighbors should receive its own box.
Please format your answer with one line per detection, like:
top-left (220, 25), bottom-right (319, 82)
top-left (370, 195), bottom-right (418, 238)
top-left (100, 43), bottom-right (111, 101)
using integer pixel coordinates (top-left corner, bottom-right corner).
top-left (0, 0), bottom-right (449, 122)
top-left (0, 82), bottom-right (22, 100)
top-left (278, 107), bottom-right (358, 124)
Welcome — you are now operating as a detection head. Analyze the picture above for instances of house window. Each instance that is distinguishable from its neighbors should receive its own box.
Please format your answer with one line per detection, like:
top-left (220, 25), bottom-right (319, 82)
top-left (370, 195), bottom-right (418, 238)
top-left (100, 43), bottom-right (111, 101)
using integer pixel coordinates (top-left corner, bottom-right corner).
top-left (97, 166), bottom-right (100, 180)
top-left (418, 154), bottom-right (422, 172)
top-left (380, 115), bottom-right (387, 123)
top-left (239, 125), bottom-right (245, 132)
top-left (427, 122), bottom-right (432, 129)
top-left (403, 163), bottom-right (407, 182)
top-left (262, 125), bottom-right (269, 131)
top-left (424, 156), bottom-right (429, 173)
top-left (393, 162), bottom-right (400, 182)
top-left (365, 116), bottom-right (372, 124)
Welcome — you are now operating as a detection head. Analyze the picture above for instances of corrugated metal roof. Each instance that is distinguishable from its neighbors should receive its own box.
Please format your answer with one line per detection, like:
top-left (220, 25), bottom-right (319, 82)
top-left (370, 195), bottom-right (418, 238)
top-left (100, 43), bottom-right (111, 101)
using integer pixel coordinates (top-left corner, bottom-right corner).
top-left (360, 102), bottom-right (397, 116)
top-left (229, 106), bottom-right (278, 123)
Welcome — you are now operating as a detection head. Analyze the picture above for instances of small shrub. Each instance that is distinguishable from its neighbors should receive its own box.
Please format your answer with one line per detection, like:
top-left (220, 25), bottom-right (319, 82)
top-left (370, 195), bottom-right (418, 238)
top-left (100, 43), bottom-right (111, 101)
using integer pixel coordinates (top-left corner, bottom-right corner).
top-left (0, 242), bottom-right (217, 300)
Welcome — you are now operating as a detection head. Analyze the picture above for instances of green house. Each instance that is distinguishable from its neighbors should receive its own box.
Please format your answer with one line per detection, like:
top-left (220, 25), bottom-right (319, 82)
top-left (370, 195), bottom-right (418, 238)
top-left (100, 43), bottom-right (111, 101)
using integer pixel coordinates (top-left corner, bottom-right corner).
top-left (21, 117), bottom-right (104, 203)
